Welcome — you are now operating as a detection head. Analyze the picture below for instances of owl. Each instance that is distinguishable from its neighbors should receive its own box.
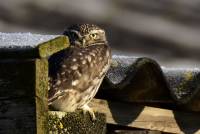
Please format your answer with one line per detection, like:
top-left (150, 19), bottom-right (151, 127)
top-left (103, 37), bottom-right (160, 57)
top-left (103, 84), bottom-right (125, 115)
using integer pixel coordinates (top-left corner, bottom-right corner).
top-left (48, 24), bottom-right (111, 120)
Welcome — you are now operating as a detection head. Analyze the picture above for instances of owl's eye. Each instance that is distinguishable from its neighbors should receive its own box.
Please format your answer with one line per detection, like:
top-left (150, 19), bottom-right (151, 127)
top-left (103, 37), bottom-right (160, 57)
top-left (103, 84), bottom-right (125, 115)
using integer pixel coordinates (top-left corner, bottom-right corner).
top-left (90, 33), bottom-right (97, 39)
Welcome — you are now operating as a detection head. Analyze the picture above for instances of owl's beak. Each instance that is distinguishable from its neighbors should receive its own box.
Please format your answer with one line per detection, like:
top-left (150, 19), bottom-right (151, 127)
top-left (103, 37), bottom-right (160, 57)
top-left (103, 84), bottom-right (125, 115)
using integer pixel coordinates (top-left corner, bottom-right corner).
top-left (82, 38), bottom-right (86, 46)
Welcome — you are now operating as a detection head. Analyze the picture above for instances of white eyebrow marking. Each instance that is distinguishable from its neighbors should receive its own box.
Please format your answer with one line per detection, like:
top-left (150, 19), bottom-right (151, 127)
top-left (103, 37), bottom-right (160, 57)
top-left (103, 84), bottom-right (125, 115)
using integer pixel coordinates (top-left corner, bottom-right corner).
top-left (90, 29), bottom-right (104, 34)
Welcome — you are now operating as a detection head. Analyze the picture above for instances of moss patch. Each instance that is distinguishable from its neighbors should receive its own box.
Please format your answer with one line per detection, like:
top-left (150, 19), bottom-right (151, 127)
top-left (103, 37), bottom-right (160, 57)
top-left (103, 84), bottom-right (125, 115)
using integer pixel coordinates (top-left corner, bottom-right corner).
top-left (38, 36), bottom-right (69, 58)
top-left (48, 111), bottom-right (106, 134)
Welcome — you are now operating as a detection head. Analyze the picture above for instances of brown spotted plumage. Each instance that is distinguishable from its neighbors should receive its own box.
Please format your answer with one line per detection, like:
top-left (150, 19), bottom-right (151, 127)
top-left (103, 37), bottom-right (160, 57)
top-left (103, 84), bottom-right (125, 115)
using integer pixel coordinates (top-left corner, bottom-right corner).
top-left (48, 24), bottom-right (111, 120)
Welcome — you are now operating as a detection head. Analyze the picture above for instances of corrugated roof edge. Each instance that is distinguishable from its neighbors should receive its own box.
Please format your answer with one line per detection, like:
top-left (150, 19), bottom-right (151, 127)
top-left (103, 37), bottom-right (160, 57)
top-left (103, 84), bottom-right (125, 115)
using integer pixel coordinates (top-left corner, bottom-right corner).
top-left (97, 56), bottom-right (200, 112)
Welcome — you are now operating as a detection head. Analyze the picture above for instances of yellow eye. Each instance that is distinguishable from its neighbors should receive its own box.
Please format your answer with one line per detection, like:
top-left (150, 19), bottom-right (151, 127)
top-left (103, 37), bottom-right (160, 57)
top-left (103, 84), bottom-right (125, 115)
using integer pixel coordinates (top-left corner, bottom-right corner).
top-left (90, 33), bottom-right (97, 39)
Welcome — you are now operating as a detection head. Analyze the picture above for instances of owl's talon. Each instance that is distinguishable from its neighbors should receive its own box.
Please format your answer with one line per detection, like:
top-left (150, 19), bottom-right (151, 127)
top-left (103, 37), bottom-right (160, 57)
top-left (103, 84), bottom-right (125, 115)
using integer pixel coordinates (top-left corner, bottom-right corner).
top-left (81, 104), bottom-right (96, 121)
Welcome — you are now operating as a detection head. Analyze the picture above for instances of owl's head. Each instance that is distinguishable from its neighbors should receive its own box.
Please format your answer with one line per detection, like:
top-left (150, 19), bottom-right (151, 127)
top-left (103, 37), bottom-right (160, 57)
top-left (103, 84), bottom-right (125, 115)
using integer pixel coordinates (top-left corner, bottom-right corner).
top-left (63, 24), bottom-right (107, 47)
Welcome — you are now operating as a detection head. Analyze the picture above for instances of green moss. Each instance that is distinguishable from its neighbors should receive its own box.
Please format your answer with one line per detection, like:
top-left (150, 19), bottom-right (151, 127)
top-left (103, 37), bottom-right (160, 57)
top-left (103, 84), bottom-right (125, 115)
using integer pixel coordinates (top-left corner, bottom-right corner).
top-left (38, 36), bottom-right (69, 58)
top-left (48, 111), bottom-right (106, 134)
top-left (184, 72), bottom-right (193, 81)
top-left (176, 71), bottom-right (193, 93)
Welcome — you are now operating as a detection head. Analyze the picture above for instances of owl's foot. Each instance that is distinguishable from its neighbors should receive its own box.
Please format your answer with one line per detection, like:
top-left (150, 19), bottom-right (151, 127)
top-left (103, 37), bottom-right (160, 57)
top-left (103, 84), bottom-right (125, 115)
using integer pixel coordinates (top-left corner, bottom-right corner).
top-left (81, 104), bottom-right (96, 121)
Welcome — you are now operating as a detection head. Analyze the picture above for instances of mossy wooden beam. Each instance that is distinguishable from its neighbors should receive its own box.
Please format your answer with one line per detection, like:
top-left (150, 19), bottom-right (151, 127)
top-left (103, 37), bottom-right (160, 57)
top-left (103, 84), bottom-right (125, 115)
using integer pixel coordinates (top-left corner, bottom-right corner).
top-left (0, 59), bottom-right (48, 134)
top-left (35, 59), bottom-right (49, 134)
top-left (48, 111), bottom-right (106, 134)
top-left (37, 36), bottom-right (69, 58)
top-left (0, 35), bottom-right (69, 59)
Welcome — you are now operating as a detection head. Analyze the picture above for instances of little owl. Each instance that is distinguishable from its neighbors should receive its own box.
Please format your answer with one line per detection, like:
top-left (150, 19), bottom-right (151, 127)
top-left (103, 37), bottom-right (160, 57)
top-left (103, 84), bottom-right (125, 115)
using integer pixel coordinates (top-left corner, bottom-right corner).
top-left (48, 24), bottom-right (111, 120)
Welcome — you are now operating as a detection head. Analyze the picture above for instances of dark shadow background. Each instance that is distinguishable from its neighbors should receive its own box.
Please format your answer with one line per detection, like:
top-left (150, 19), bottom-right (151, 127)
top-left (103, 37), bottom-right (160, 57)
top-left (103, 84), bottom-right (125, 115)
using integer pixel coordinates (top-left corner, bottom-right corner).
top-left (1, 0), bottom-right (200, 68)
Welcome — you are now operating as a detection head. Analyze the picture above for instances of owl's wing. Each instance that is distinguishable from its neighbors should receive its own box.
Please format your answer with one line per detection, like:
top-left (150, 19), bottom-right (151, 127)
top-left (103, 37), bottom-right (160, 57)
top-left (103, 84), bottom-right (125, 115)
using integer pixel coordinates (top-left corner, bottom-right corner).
top-left (48, 45), bottom-right (111, 104)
